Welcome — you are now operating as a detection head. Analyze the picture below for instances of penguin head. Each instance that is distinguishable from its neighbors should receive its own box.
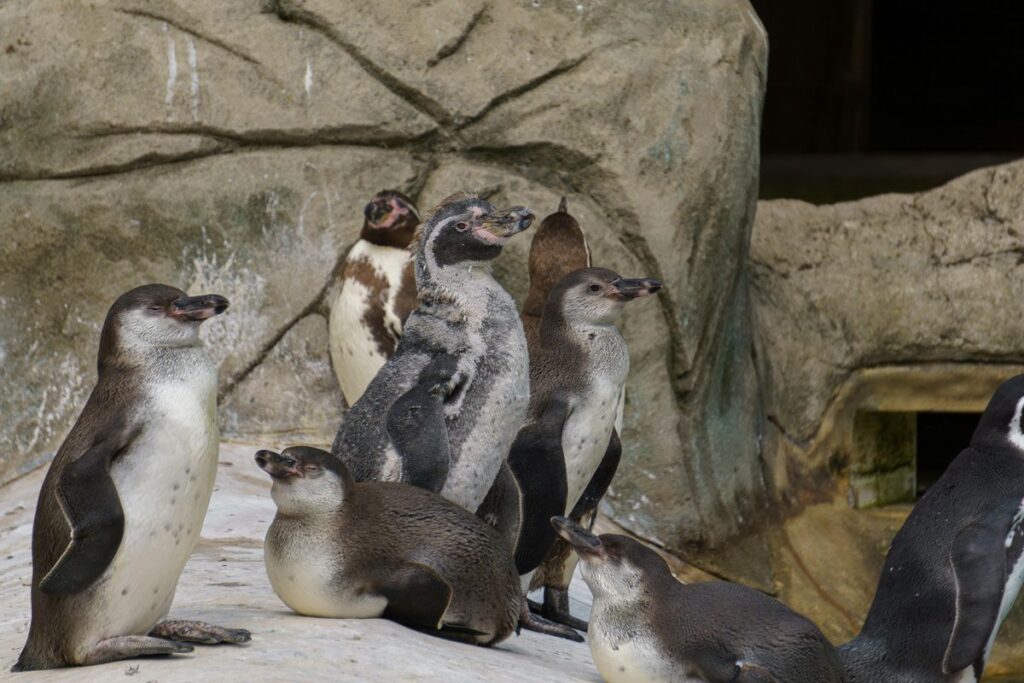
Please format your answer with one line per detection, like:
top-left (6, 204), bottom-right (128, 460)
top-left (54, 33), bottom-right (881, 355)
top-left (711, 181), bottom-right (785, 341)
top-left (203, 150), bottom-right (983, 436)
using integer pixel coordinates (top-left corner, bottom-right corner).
top-left (256, 446), bottom-right (354, 515)
top-left (971, 374), bottom-right (1024, 455)
top-left (360, 190), bottom-right (420, 248)
top-left (416, 192), bottom-right (533, 278)
top-left (98, 284), bottom-right (229, 368)
top-left (552, 516), bottom-right (671, 601)
top-left (545, 268), bottom-right (662, 327)
top-left (524, 197), bottom-right (590, 316)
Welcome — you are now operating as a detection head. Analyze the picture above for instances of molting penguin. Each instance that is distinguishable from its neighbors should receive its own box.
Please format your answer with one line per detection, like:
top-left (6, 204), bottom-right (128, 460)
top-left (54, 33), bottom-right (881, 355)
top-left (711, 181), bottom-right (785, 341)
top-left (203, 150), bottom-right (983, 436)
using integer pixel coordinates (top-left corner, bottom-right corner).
top-left (328, 190), bottom-right (420, 405)
top-left (521, 197), bottom-right (590, 352)
top-left (13, 285), bottom-right (249, 672)
top-left (554, 517), bottom-right (844, 683)
top-left (256, 446), bottom-right (522, 645)
top-left (479, 268), bottom-right (660, 631)
top-left (331, 192), bottom-right (533, 513)
top-left (839, 374), bottom-right (1024, 683)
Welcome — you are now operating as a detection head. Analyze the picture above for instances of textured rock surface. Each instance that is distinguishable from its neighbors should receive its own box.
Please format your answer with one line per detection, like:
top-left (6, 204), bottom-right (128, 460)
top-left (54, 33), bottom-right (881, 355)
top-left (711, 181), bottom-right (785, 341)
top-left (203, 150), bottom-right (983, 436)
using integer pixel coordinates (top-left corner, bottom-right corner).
top-left (752, 161), bottom-right (1024, 494)
top-left (0, 443), bottom-right (601, 681)
top-left (0, 0), bottom-right (770, 554)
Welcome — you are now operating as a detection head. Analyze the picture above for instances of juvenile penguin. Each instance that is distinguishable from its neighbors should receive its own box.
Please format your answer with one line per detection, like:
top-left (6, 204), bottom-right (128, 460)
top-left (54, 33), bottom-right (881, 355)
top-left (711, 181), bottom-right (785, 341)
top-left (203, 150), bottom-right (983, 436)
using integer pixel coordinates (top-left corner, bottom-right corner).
top-left (331, 193), bottom-right (534, 512)
top-left (554, 517), bottom-right (844, 683)
top-left (480, 268), bottom-right (660, 630)
top-left (839, 374), bottom-right (1024, 683)
top-left (13, 285), bottom-right (249, 672)
top-left (520, 197), bottom-right (590, 351)
top-left (256, 446), bottom-right (522, 645)
top-left (328, 190), bottom-right (420, 405)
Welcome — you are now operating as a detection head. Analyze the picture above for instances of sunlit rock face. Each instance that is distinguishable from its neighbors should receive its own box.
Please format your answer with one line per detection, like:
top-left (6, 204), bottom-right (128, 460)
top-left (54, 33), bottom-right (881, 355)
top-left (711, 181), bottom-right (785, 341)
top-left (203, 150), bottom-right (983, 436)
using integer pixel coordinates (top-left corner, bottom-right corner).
top-left (0, 0), bottom-right (767, 555)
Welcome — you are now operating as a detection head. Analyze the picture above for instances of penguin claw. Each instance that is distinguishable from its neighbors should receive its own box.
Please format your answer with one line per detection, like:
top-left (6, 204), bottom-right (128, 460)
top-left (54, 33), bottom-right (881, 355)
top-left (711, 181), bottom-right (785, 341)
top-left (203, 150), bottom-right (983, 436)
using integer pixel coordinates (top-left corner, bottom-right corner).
top-left (150, 620), bottom-right (252, 645)
top-left (518, 611), bottom-right (585, 643)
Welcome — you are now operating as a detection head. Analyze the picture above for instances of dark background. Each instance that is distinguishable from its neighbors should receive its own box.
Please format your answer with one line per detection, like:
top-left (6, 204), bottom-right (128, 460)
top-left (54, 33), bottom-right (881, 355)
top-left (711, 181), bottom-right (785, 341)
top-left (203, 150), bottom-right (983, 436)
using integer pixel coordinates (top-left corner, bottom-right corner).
top-left (750, 0), bottom-right (1024, 202)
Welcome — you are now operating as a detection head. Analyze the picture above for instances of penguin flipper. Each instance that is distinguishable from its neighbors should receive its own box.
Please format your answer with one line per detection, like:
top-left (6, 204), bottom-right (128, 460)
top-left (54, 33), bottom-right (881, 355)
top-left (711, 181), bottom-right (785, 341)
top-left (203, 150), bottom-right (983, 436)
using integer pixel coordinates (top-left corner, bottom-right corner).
top-left (943, 521), bottom-right (1008, 674)
top-left (379, 561), bottom-right (454, 631)
top-left (40, 424), bottom-right (135, 595)
top-left (509, 393), bottom-right (572, 575)
top-left (386, 354), bottom-right (459, 493)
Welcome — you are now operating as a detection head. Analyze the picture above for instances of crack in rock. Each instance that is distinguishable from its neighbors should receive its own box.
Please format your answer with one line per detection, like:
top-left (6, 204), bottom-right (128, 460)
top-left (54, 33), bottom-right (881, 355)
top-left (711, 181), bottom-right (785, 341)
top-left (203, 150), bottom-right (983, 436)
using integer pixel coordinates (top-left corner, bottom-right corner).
top-left (426, 5), bottom-right (486, 68)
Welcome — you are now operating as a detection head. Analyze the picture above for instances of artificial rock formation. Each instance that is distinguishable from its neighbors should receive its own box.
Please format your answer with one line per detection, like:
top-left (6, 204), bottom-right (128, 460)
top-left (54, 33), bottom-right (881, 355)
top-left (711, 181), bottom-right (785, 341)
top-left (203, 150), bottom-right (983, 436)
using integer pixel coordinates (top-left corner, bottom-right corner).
top-left (0, 0), bottom-right (769, 556)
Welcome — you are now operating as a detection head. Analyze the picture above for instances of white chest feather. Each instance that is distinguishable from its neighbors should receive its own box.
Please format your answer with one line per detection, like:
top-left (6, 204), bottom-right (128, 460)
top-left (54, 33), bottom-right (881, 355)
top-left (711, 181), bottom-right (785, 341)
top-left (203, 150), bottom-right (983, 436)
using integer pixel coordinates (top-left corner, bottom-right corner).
top-left (329, 241), bottom-right (411, 404)
top-left (589, 610), bottom-right (687, 683)
top-left (98, 372), bottom-right (218, 637)
top-left (265, 520), bottom-right (386, 619)
top-left (562, 373), bottom-right (624, 509)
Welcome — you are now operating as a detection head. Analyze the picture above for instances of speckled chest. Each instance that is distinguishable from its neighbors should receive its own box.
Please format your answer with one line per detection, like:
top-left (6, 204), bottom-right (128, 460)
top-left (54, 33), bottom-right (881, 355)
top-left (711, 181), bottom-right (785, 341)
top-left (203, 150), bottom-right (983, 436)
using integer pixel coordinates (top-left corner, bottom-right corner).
top-left (91, 357), bottom-right (219, 638)
top-left (561, 330), bottom-right (628, 508)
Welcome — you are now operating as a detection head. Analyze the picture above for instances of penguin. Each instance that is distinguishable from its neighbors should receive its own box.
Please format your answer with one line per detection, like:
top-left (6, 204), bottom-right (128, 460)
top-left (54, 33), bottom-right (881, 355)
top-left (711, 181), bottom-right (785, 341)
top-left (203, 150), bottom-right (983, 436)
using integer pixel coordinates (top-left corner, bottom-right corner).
top-left (839, 373), bottom-right (1024, 683)
top-left (331, 192), bottom-right (534, 513)
top-left (520, 197), bottom-right (591, 352)
top-left (255, 446), bottom-right (578, 644)
top-left (478, 268), bottom-right (661, 632)
top-left (13, 285), bottom-right (250, 672)
top-left (553, 517), bottom-right (844, 683)
top-left (328, 190), bottom-right (420, 406)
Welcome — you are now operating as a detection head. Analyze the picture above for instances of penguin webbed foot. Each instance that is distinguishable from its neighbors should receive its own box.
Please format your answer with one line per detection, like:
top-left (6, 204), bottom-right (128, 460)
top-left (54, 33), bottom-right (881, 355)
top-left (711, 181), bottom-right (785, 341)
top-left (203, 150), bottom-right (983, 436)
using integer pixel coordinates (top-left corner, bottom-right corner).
top-left (80, 635), bottom-right (194, 666)
top-left (518, 598), bottom-right (584, 642)
top-left (535, 587), bottom-right (589, 632)
top-left (149, 620), bottom-right (252, 645)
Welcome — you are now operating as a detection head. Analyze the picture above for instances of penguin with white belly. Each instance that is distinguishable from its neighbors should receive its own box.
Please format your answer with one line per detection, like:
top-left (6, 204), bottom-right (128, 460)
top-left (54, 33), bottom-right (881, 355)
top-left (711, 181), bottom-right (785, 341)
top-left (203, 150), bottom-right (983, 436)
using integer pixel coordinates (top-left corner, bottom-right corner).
top-left (839, 374), bottom-right (1024, 683)
top-left (554, 517), bottom-right (844, 683)
top-left (331, 192), bottom-right (534, 513)
top-left (478, 267), bottom-right (661, 632)
top-left (13, 285), bottom-right (249, 672)
top-left (328, 190), bottom-right (420, 405)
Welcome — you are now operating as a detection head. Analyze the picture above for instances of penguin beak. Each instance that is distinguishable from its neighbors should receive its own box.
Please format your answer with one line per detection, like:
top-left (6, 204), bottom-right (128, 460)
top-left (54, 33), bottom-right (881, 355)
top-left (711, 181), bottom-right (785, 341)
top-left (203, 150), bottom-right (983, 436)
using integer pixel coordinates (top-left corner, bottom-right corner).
top-left (551, 516), bottom-right (606, 561)
top-left (255, 450), bottom-right (303, 479)
top-left (608, 278), bottom-right (662, 301)
top-left (473, 207), bottom-right (534, 245)
top-left (171, 294), bottom-right (230, 322)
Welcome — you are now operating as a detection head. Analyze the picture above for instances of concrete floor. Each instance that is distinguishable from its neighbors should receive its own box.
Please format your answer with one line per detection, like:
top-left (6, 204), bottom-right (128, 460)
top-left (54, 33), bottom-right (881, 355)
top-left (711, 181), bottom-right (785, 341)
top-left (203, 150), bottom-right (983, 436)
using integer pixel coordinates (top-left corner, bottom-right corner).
top-left (0, 442), bottom-right (601, 682)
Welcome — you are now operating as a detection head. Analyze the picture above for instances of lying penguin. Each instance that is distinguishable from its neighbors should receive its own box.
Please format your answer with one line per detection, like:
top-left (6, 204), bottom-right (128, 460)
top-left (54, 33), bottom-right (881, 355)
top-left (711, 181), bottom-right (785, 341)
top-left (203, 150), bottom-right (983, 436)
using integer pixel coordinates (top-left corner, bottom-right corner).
top-left (840, 374), bottom-right (1024, 683)
top-left (479, 267), bottom-right (660, 632)
top-left (554, 517), bottom-right (843, 683)
top-left (332, 192), bottom-right (533, 513)
top-left (13, 285), bottom-right (249, 672)
top-left (257, 446), bottom-right (572, 644)
top-left (328, 190), bottom-right (420, 406)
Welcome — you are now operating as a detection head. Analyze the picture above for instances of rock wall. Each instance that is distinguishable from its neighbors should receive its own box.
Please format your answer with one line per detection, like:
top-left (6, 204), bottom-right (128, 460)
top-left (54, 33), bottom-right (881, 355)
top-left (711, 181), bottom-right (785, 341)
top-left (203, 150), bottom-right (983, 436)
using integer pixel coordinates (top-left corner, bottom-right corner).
top-left (0, 0), bottom-right (769, 554)
top-left (752, 161), bottom-right (1024, 498)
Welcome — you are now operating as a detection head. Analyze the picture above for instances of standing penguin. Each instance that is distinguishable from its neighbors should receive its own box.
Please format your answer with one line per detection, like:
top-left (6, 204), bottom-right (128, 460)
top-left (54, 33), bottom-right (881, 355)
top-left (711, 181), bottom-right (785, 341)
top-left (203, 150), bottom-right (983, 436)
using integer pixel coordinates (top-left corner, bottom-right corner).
top-left (328, 190), bottom-right (420, 405)
top-left (554, 517), bottom-right (844, 683)
top-left (331, 192), bottom-right (534, 513)
top-left (521, 197), bottom-right (590, 351)
top-left (839, 374), bottom-right (1024, 683)
top-left (13, 285), bottom-right (250, 672)
top-left (479, 268), bottom-right (660, 631)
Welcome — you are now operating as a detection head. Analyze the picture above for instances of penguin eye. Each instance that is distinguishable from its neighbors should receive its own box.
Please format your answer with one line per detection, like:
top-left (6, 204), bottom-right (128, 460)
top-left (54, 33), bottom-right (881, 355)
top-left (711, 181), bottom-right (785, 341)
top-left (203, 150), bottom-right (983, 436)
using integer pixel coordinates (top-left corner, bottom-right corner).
top-left (589, 284), bottom-right (601, 292)
top-left (455, 221), bottom-right (469, 232)
top-left (148, 305), bottom-right (165, 312)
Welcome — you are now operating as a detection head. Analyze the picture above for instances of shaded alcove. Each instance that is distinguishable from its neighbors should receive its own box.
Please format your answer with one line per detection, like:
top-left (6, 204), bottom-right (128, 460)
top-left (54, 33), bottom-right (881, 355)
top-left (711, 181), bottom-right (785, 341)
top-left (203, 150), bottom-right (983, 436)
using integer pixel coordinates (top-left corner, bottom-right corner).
top-left (848, 409), bottom-right (982, 507)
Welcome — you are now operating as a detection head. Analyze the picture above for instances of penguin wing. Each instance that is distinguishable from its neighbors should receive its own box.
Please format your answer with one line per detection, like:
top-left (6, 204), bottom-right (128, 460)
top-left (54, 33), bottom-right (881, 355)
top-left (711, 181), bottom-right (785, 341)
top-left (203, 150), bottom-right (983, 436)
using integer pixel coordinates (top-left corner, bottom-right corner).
top-left (385, 354), bottom-right (459, 493)
top-left (39, 420), bottom-right (136, 595)
top-left (509, 393), bottom-right (572, 574)
top-left (730, 661), bottom-right (781, 683)
top-left (943, 520), bottom-right (1009, 674)
top-left (378, 561), bottom-right (455, 631)
top-left (568, 428), bottom-right (622, 521)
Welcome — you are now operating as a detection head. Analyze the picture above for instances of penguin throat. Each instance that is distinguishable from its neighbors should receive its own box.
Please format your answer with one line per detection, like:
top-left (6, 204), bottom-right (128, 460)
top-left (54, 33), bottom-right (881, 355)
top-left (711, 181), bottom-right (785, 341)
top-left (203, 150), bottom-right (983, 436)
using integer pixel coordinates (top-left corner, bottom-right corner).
top-left (1007, 396), bottom-right (1024, 454)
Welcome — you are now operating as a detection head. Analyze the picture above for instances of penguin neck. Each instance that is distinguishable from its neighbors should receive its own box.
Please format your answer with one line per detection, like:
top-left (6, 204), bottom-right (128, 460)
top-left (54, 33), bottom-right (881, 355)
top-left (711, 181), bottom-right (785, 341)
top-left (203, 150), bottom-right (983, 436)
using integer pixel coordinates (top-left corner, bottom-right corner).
top-left (359, 221), bottom-right (416, 249)
top-left (416, 255), bottom-right (497, 312)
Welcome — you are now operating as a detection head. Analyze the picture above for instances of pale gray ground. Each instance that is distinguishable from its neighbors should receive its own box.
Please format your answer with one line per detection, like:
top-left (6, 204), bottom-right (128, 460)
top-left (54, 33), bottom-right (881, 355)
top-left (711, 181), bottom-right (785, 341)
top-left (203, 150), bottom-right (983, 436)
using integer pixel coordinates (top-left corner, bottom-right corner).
top-left (0, 442), bottom-right (598, 682)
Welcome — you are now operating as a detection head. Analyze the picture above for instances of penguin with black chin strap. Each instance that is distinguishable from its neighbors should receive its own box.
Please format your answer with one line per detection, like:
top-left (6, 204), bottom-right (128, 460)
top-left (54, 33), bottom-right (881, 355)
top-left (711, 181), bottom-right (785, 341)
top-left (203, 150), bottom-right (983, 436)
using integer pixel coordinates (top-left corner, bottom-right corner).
top-left (840, 373), bottom-right (1024, 683)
